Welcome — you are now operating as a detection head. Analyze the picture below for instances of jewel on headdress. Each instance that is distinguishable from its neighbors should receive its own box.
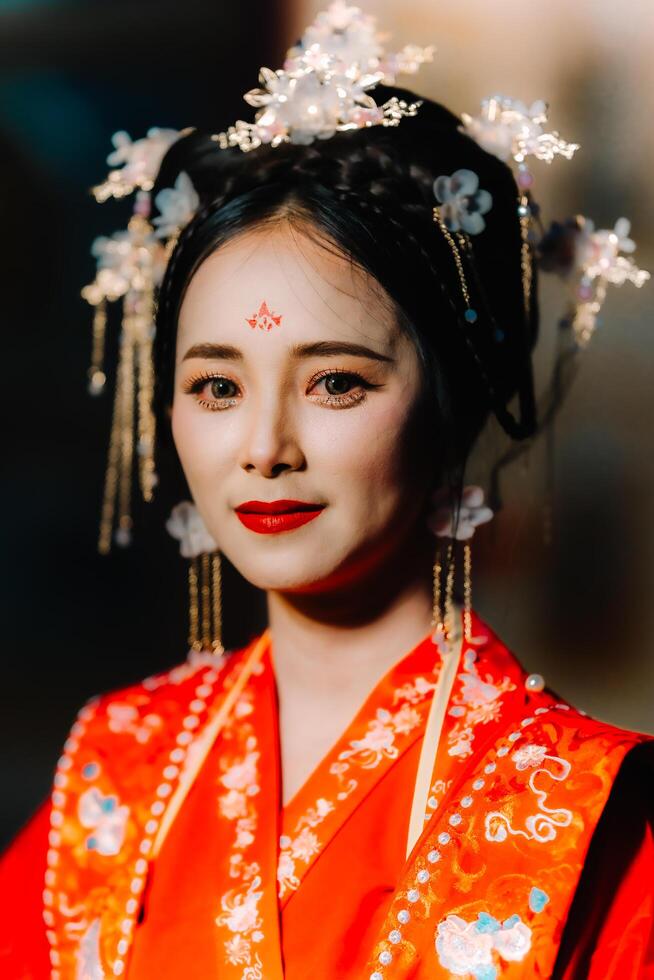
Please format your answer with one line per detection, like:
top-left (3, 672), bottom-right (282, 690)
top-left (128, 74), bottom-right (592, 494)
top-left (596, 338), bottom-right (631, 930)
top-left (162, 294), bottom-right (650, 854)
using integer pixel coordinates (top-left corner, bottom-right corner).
top-left (212, 1), bottom-right (434, 152)
top-left (538, 214), bottom-right (650, 346)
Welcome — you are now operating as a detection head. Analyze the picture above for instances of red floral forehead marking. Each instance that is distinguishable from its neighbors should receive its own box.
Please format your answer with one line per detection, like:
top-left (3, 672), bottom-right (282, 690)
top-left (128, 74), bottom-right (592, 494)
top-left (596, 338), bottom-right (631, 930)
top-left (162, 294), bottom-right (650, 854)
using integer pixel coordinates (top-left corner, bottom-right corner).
top-left (245, 300), bottom-right (282, 331)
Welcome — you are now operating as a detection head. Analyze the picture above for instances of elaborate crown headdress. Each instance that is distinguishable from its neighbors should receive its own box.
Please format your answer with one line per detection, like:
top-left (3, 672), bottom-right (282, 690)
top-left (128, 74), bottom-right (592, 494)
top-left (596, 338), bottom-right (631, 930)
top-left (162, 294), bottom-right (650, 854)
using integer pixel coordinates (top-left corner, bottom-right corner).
top-left (81, 0), bottom-right (649, 553)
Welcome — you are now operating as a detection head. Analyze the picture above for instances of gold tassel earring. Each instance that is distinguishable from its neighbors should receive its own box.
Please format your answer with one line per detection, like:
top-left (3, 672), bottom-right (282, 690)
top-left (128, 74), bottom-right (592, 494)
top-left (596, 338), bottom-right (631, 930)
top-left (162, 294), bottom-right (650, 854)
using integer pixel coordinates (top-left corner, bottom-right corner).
top-left (166, 501), bottom-right (224, 656)
top-left (187, 550), bottom-right (224, 655)
top-left (430, 485), bottom-right (493, 648)
top-left (431, 540), bottom-right (455, 653)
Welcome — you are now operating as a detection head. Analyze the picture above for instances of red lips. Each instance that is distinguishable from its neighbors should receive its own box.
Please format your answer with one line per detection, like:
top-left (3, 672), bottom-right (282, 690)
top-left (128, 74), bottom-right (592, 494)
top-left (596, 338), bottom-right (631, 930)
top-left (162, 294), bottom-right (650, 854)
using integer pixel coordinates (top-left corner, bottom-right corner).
top-left (234, 499), bottom-right (325, 534)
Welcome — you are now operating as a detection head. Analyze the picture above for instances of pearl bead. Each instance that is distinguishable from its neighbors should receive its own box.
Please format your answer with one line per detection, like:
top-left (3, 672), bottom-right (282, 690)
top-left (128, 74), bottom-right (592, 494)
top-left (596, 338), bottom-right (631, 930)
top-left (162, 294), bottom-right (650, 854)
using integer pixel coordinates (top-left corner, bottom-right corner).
top-left (370, 973), bottom-right (383, 980)
top-left (427, 849), bottom-right (441, 863)
top-left (517, 167), bottom-right (534, 189)
top-left (484, 762), bottom-right (496, 774)
top-left (438, 832), bottom-right (450, 845)
top-left (464, 308), bottom-right (478, 324)
top-left (389, 929), bottom-right (402, 943)
top-left (407, 889), bottom-right (420, 902)
top-left (461, 795), bottom-right (473, 808)
top-left (497, 746), bottom-right (509, 756)
top-left (472, 778), bottom-right (485, 790)
top-left (379, 950), bottom-right (393, 965)
top-left (525, 673), bottom-right (545, 693)
top-left (449, 813), bottom-right (462, 826)
top-left (397, 909), bottom-right (410, 924)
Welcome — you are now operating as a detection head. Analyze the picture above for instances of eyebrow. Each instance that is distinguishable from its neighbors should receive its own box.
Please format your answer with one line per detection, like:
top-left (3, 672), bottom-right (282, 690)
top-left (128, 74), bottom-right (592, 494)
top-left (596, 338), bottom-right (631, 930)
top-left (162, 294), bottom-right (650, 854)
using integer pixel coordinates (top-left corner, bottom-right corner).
top-left (181, 340), bottom-right (394, 363)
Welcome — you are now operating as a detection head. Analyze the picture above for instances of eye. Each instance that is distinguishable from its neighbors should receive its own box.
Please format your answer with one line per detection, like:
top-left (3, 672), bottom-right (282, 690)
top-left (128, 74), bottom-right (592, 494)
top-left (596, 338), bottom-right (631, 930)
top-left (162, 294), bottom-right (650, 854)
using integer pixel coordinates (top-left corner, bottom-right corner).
top-left (182, 372), bottom-right (241, 411)
top-left (307, 369), bottom-right (376, 408)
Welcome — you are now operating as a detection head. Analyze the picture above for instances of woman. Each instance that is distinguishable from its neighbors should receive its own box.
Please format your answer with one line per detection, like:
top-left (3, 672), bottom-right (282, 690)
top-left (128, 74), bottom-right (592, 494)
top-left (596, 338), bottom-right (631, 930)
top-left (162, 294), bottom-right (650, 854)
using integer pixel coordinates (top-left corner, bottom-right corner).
top-left (1, 4), bottom-right (653, 978)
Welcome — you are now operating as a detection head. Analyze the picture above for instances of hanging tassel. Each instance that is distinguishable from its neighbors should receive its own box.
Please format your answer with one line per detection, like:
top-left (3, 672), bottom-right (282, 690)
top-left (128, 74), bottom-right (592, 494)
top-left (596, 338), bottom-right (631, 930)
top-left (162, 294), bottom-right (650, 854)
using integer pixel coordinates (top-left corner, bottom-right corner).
top-left (187, 551), bottom-right (224, 653)
top-left (87, 297), bottom-right (108, 396)
top-left (89, 202), bottom-right (162, 553)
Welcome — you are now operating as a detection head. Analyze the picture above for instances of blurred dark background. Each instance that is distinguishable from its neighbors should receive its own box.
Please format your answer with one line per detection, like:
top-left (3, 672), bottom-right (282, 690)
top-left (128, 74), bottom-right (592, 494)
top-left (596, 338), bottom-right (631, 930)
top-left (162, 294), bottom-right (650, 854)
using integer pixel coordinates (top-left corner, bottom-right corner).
top-left (1, 0), bottom-right (653, 848)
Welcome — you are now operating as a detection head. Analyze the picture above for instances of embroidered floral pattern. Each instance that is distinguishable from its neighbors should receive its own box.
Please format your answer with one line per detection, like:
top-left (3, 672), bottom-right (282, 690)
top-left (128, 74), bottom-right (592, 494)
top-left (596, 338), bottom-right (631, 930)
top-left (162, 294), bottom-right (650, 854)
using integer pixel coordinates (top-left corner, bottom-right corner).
top-left (215, 697), bottom-right (267, 973)
top-left (77, 787), bottom-right (129, 856)
top-left (447, 648), bottom-right (516, 759)
top-left (75, 918), bottom-right (105, 979)
top-left (106, 700), bottom-right (163, 743)
top-left (435, 910), bottom-right (532, 977)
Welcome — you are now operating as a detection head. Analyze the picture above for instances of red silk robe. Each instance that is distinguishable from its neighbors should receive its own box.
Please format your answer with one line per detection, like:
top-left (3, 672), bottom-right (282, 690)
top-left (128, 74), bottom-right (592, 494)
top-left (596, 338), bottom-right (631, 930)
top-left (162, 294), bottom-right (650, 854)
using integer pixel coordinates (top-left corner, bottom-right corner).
top-left (1, 609), bottom-right (653, 978)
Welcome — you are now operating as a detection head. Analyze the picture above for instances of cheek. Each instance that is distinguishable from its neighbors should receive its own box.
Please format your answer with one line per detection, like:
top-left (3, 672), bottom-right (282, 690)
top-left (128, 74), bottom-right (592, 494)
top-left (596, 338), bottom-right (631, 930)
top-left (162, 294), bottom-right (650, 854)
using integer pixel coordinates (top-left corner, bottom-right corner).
top-left (303, 396), bottom-right (428, 501)
top-left (171, 399), bottom-right (234, 483)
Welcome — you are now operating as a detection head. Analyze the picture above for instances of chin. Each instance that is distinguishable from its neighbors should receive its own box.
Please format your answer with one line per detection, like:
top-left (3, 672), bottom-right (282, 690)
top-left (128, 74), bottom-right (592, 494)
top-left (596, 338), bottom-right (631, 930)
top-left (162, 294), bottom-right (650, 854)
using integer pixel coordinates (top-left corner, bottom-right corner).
top-left (221, 539), bottom-right (354, 595)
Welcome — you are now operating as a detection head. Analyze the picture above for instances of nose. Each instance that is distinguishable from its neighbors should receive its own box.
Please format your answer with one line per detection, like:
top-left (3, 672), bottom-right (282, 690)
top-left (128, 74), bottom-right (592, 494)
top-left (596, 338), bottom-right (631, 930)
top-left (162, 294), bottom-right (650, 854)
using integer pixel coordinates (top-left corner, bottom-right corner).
top-left (238, 388), bottom-right (305, 478)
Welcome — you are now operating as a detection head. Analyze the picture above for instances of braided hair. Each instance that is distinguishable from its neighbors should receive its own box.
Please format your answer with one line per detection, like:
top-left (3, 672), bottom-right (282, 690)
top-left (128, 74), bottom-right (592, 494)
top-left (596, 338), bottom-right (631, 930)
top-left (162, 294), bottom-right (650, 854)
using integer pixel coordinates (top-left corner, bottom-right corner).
top-left (152, 84), bottom-right (539, 509)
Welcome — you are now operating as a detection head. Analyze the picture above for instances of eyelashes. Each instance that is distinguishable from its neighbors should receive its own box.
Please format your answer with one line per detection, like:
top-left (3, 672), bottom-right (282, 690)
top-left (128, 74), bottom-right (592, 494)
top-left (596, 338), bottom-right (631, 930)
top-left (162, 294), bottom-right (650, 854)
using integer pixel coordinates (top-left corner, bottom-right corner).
top-left (181, 367), bottom-right (380, 412)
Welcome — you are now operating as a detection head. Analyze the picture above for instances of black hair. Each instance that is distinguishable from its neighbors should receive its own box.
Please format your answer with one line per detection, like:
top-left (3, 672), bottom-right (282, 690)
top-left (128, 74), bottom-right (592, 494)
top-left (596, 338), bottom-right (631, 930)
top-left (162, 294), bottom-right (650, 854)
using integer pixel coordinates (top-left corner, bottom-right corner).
top-left (152, 84), bottom-right (539, 519)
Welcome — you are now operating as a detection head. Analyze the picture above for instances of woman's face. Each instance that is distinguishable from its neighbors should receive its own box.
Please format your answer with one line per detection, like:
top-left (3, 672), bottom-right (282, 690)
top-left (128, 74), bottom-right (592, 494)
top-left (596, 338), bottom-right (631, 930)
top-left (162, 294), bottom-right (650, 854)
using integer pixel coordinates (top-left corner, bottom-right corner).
top-left (172, 222), bottom-right (434, 594)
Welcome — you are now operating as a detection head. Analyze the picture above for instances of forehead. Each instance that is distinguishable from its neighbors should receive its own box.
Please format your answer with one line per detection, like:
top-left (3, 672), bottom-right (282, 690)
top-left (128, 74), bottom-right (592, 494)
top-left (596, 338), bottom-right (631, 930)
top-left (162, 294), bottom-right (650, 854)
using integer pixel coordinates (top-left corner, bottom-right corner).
top-left (177, 223), bottom-right (399, 348)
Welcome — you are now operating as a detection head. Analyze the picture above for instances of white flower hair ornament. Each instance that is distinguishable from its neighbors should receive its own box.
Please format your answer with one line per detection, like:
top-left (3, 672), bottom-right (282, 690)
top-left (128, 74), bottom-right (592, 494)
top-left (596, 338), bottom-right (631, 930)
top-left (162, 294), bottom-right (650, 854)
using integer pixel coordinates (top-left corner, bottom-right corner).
top-left (460, 95), bottom-right (579, 188)
top-left (92, 127), bottom-right (184, 203)
top-left (433, 169), bottom-right (493, 236)
top-left (212, 1), bottom-right (434, 151)
top-left (151, 171), bottom-right (200, 241)
top-left (429, 485), bottom-right (494, 541)
top-left (538, 215), bottom-right (650, 346)
top-left (166, 501), bottom-right (218, 558)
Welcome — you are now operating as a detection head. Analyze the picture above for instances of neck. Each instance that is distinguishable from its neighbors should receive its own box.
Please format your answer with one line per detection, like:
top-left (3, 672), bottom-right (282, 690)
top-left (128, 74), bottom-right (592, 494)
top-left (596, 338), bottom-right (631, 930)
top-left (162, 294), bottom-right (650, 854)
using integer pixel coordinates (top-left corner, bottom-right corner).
top-left (266, 533), bottom-right (436, 704)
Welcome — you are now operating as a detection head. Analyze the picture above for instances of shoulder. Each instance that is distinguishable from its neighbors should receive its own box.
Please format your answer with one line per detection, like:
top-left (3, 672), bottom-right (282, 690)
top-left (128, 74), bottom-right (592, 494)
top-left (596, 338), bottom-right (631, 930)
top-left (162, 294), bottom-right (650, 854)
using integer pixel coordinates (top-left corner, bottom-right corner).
top-left (474, 608), bottom-right (653, 758)
top-left (61, 639), bottom-right (260, 762)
